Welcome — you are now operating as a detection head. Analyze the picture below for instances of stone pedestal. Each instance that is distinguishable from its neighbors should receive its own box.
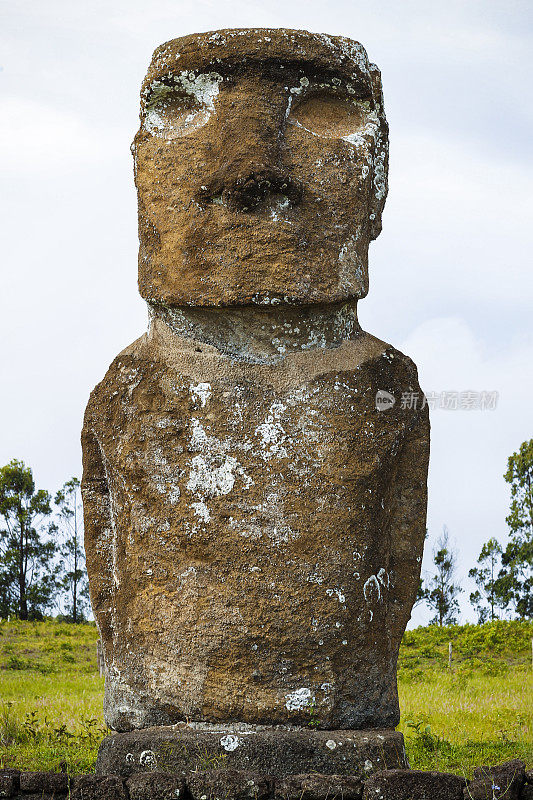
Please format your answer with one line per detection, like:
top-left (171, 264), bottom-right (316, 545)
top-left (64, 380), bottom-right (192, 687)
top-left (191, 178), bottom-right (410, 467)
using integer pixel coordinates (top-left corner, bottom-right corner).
top-left (96, 725), bottom-right (407, 778)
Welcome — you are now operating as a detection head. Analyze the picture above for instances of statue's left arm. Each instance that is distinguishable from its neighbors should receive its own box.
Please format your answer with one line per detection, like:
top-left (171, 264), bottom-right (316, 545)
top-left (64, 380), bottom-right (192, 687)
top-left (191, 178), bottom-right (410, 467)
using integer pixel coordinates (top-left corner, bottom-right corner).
top-left (387, 400), bottom-right (430, 638)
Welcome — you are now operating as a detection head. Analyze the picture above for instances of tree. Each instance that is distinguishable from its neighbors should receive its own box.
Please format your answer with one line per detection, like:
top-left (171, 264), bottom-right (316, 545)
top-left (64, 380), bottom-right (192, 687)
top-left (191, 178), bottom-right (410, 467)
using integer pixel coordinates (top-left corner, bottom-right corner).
top-left (422, 526), bottom-right (461, 626)
top-left (495, 439), bottom-right (533, 618)
top-left (413, 577), bottom-right (426, 608)
top-left (55, 477), bottom-right (89, 622)
top-left (469, 537), bottom-right (503, 623)
top-left (0, 460), bottom-right (58, 619)
top-left (412, 529), bottom-right (429, 609)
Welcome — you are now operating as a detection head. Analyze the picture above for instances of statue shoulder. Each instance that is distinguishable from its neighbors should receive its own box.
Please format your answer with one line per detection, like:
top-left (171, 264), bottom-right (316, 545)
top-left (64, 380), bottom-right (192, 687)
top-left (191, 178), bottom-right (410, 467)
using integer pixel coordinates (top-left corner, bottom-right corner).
top-left (351, 331), bottom-right (423, 387)
top-left (83, 332), bottom-right (151, 424)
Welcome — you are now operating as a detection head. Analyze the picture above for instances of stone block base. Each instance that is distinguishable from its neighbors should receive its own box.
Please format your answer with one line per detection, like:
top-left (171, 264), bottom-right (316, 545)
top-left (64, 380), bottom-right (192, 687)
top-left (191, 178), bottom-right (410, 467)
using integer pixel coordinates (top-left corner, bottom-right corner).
top-left (95, 724), bottom-right (407, 778)
top-left (4, 761), bottom-right (529, 800)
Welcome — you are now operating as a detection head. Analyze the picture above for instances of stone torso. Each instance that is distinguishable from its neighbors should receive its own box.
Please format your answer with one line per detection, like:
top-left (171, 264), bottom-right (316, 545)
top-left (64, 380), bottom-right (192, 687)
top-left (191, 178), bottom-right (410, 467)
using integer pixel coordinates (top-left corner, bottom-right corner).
top-left (82, 317), bottom-right (428, 731)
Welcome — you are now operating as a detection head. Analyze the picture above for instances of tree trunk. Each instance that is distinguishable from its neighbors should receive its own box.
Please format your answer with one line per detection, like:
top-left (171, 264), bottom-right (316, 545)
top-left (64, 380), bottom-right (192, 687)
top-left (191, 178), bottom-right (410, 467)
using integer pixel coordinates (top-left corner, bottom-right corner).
top-left (18, 520), bottom-right (28, 620)
top-left (73, 510), bottom-right (78, 623)
top-left (73, 566), bottom-right (77, 624)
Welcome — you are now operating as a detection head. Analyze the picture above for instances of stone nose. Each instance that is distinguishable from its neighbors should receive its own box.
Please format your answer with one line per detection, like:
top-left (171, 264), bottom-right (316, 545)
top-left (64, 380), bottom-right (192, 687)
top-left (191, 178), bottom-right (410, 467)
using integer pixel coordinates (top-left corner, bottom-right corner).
top-left (197, 80), bottom-right (302, 212)
top-left (214, 168), bottom-right (302, 212)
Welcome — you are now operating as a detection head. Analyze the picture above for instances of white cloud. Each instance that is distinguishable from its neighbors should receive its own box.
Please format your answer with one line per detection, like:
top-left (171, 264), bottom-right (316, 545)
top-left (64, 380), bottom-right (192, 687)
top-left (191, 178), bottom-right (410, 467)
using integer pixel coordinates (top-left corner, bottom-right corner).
top-left (403, 316), bottom-right (533, 626)
top-left (388, 132), bottom-right (533, 307)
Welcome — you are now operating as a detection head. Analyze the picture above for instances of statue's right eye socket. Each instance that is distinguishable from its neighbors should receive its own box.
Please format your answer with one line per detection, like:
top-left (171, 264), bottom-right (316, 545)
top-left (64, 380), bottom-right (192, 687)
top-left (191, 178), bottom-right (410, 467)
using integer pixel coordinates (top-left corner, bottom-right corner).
top-left (144, 87), bottom-right (207, 137)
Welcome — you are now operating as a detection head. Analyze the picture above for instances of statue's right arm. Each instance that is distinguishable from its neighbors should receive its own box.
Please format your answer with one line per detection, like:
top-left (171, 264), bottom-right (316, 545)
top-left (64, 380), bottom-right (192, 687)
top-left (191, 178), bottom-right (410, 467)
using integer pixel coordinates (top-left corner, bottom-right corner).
top-left (81, 413), bottom-right (115, 646)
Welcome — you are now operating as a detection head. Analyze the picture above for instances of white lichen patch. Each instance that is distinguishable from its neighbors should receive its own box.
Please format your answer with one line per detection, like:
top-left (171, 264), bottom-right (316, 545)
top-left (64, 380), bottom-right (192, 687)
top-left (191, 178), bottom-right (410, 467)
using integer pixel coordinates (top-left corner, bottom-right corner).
top-left (377, 567), bottom-right (389, 588)
top-left (326, 588), bottom-right (346, 604)
top-left (269, 194), bottom-right (291, 223)
top-left (363, 574), bottom-right (382, 603)
top-left (255, 402), bottom-right (288, 460)
top-left (139, 749), bottom-right (157, 769)
top-left (187, 454), bottom-right (238, 497)
top-left (220, 734), bottom-right (241, 751)
top-left (191, 500), bottom-right (211, 523)
top-left (138, 444), bottom-right (182, 509)
top-left (268, 523), bottom-right (297, 546)
top-left (341, 108), bottom-right (380, 149)
top-left (300, 328), bottom-right (327, 351)
top-left (190, 382), bottom-right (211, 408)
top-left (258, 490), bottom-right (299, 546)
top-left (285, 687), bottom-right (314, 711)
top-left (185, 415), bottom-right (253, 512)
top-left (189, 418), bottom-right (209, 450)
top-left (179, 565), bottom-right (197, 581)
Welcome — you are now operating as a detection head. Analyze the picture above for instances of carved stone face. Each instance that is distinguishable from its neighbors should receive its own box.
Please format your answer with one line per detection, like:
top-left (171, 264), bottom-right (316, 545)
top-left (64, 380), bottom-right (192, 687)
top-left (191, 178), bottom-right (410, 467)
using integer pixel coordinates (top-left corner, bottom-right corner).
top-left (133, 29), bottom-right (388, 307)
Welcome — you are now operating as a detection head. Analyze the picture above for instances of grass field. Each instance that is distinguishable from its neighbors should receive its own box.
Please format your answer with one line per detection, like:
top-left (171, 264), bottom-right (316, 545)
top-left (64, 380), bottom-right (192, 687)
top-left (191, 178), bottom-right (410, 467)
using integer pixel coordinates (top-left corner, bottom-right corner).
top-left (397, 622), bottom-right (532, 774)
top-left (0, 618), bottom-right (531, 776)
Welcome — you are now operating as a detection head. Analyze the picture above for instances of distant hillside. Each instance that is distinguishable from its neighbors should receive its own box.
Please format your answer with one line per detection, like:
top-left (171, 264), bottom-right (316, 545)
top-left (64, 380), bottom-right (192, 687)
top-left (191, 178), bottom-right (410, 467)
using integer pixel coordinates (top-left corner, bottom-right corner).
top-left (399, 619), bottom-right (533, 677)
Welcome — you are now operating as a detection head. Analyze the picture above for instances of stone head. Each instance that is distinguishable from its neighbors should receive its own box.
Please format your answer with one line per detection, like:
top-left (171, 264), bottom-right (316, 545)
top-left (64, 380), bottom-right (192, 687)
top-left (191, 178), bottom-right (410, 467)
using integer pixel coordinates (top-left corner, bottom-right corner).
top-left (133, 28), bottom-right (388, 307)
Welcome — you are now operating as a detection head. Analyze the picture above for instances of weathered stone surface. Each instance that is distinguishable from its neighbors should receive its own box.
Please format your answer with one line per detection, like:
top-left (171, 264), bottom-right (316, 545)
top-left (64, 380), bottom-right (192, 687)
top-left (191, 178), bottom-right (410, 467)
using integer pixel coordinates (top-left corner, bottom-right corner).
top-left (134, 28), bottom-right (388, 307)
top-left (70, 774), bottom-right (127, 800)
top-left (521, 785), bottom-right (533, 800)
top-left (187, 768), bottom-right (272, 800)
top-left (362, 769), bottom-right (465, 800)
top-left (275, 773), bottom-right (363, 800)
top-left (82, 26), bottom-right (429, 741)
top-left (19, 771), bottom-right (68, 793)
top-left (127, 771), bottom-right (187, 800)
top-left (472, 759), bottom-right (526, 783)
top-left (18, 793), bottom-right (67, 799)
top-left (467, 759), bottom-right (525, 800)
top-left (0, 769), bottom-right (19, 797)
top-left (95, 726), bottom-right (406, 778)
top-left (17, 795), bottom-right (67, 800)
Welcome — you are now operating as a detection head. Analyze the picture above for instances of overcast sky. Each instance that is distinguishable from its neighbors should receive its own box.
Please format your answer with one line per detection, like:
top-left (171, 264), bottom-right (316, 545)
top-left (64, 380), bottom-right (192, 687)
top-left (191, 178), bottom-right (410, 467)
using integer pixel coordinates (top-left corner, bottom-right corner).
top-left (1, 0), bottom-right (532, 626)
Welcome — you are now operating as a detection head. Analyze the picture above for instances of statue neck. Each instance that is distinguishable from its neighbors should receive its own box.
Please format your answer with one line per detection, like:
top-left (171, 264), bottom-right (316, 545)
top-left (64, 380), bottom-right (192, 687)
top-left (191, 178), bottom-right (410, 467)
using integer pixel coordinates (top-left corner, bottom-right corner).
top-left (148, 302), bottom-right (361, 364)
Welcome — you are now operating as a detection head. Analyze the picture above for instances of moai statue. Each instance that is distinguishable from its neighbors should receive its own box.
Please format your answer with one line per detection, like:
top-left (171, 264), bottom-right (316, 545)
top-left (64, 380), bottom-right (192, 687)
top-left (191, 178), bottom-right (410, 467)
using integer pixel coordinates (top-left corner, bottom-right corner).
top-left (83, 29), bottom-right (429, 776)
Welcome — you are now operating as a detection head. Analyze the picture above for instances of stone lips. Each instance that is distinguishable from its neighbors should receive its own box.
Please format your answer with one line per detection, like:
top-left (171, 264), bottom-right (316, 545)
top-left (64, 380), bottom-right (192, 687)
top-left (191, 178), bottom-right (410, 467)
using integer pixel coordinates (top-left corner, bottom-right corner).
top-left (133, 28), bottom-right (388, 307)
top-left (82, 319), bottom-right (429, 732)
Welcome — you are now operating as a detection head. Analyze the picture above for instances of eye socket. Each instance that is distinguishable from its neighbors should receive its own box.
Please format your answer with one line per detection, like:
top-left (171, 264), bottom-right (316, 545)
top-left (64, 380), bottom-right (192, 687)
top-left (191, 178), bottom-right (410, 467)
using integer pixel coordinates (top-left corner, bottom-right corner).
top-left (143, 73), bottom-right (222, 138)
top-left (287, 92), bottom-right (372, 139)
top-left (144, 85), bottom-right (208, 137)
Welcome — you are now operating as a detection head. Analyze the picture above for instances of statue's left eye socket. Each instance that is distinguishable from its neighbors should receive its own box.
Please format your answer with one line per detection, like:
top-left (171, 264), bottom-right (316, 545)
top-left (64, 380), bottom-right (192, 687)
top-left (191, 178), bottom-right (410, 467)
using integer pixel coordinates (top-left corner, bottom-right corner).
top-left (287, 93), bottom-right (371, 139)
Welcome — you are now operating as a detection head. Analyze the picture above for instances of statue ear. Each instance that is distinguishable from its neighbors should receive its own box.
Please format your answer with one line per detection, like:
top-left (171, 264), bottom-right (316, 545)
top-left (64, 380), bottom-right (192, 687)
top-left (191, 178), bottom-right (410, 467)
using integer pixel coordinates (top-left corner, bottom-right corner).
top-left (368, 64), bottom-right (389, 241)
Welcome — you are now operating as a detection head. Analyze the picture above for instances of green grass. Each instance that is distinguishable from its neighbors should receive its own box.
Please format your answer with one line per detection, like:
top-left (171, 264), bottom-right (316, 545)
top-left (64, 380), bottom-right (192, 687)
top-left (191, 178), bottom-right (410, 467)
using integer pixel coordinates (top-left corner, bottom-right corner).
top-left (397, 620), bottom-right (533, 775)
top-left (0, 618), bottom-right (531, 776)
top-left (0, 619), bottom-right (105, 772)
